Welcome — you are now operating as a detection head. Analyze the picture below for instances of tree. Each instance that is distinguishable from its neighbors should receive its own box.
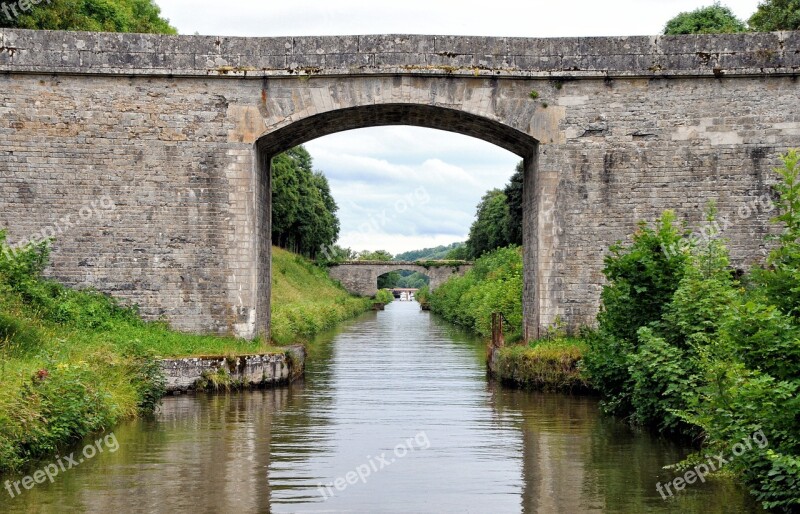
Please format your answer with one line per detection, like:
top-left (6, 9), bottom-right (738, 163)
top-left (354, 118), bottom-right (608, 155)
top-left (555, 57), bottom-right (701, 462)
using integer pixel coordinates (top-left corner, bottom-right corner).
top-left (466, 189), bottom-right (511, 259)
top-left (751, 149), bottom-right (800, 317)
top-left (663, 3), bottom-right (747, 35)
top-left (749, 0), bottom-right (800, 31)
top-left (357, 250), bottom-right (393, 261)
top-left (0, 0), bottom-right (177, 33)
top-left (503, 161), bottom-right (524, 246)
top-left (271, 146), bottom-right (340, 259)
top-left (445, 245), bottom-right (469, 260)
top-left (394, 242), bottom-right (465, 261)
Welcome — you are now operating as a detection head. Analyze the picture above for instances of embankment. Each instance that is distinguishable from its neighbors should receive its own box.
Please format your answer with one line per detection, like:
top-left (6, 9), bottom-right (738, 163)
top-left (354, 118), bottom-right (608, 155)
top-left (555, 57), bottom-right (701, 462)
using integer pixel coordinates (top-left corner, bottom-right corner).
top-left (0, 238), bottom-right (366, 472)
top-left (270, 246), bottom-right (373, 344)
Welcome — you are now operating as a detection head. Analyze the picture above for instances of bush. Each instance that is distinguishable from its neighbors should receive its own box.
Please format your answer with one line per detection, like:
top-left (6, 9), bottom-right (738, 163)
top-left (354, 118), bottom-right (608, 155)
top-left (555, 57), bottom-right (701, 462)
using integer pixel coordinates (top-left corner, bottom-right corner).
top-left (584, 152), bottom-right (800, 511)
top-left (416, 285), bottom-right (431, 309)
top-left (375, 289), bottom-right (394, 305)
top-left (428, 246), bottom-right (523, 339)
top-left (583, 211), bottom-right (691, 418)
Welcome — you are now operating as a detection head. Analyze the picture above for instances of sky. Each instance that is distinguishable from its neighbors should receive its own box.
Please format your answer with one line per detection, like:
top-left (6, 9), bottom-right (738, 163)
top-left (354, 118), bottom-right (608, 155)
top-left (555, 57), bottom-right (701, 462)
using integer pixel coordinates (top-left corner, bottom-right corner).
top-left (158, 0), bottom-right (762, 255)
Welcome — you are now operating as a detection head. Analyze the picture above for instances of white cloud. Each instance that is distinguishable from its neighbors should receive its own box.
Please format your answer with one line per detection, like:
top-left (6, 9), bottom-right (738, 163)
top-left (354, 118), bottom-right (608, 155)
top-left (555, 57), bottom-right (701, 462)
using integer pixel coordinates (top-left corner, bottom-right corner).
top-left (159, 1), bottom-right (760, 38)
top-left (305, 126), bottom-right (519, 253)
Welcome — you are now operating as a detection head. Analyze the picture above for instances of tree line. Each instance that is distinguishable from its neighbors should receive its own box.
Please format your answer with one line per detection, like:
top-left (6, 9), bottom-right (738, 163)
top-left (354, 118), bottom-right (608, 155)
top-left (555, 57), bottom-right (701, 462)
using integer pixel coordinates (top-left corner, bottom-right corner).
top-left (272, 147), bottom-right (339, 259)
top-left (0, 0), bottom-right (176, 32)
top-left (664, 0), bottom-right (800, 35)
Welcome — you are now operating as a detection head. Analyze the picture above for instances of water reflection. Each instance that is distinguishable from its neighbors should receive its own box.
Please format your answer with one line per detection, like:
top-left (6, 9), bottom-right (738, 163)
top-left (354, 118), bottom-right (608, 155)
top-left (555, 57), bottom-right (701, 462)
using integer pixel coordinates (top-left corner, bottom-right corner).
top-left (0, 302), bottom-right (762, 513)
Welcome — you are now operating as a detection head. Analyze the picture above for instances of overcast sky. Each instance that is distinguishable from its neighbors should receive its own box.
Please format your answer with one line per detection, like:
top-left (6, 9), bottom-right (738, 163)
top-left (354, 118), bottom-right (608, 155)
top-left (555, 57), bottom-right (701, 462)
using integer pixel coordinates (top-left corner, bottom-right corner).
top-left (159, 0), bottom-right (762, 255)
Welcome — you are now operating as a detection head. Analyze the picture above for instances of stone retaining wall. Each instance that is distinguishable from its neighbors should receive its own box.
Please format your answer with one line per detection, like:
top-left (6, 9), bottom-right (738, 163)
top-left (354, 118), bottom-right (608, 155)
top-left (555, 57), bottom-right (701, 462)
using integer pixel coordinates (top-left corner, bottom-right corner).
top-left (160, 345), bottom-right (305, 392)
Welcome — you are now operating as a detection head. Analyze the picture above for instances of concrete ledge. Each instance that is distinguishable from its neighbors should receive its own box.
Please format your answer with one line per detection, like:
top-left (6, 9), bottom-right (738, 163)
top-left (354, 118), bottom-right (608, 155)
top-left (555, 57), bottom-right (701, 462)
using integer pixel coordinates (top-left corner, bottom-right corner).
top-left (160, 345), bottom-right (305, 392)
top-left (1, 29), bottom-right (798, 79)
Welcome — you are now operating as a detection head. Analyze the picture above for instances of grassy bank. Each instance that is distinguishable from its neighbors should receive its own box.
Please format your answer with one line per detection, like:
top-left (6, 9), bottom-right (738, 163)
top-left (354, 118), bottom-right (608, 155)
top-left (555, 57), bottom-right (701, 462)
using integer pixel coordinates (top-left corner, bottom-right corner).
top-left (0, 240), bottom-right (370, 472)
top-left (492, 337), bottom-right (592, 392)
top-left (0, 233), bottom-right (285, 471)
top-left (269, 246), bottom-right (373, 345)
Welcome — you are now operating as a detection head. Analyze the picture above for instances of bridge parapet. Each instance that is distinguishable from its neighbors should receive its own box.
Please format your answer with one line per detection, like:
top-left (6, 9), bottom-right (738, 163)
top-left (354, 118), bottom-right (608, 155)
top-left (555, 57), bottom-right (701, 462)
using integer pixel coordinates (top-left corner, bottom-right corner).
top-left (1, 29), bottom-right (798, 79)
top-left (333, 260), bottom-right (472, 267)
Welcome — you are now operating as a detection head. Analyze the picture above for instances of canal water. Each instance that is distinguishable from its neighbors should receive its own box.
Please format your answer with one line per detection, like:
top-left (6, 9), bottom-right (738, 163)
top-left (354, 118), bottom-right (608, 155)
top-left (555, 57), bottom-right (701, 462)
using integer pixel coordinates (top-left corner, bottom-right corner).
top-left (1, 302), bottom-right (762, 513)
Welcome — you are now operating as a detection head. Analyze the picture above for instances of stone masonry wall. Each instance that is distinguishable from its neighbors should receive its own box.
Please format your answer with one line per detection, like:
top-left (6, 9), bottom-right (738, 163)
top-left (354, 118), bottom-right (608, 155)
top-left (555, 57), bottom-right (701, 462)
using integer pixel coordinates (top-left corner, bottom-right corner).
top-left (160, 345), bottom-right (305, 392)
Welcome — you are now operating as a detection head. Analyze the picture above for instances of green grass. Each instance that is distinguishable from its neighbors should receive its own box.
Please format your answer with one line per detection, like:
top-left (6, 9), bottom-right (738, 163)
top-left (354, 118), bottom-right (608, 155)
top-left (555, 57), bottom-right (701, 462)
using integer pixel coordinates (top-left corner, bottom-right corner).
top-left (493, 337), bottom-right (593, 392)
top-left (0, 274), bottom-right (279, 471)
top-left (270, 246), bottom-right (373, 345)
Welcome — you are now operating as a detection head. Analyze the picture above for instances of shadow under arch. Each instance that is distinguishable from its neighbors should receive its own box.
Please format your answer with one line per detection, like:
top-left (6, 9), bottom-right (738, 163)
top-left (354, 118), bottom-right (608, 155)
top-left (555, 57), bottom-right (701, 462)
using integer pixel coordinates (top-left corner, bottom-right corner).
top-left (257, 103), bottom-right (537, 160)
top-left (254, 103), bottom-right (540, 340)
top-left (377, 268), bottom-right (430, 294)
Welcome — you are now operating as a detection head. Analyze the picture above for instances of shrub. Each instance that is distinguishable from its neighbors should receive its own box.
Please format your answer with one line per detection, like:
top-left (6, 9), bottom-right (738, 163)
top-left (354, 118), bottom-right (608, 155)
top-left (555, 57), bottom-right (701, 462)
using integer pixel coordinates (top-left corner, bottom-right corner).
top-left (583, 211), bottom-right (691, 417)
top-left (585, 151), bottom-right (800, 510)
top-left (375, 289), bottom-right (394, 304)
top-left (428, 246), bottom-right (523, 339)
top-left (664, 3), bottom-right (748, 34)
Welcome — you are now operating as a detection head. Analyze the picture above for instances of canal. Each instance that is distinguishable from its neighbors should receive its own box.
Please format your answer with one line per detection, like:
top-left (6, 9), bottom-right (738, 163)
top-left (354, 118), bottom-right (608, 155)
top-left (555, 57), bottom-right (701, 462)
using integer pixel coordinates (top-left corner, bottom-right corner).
top-left (1, 302), bottom-right (761, 513)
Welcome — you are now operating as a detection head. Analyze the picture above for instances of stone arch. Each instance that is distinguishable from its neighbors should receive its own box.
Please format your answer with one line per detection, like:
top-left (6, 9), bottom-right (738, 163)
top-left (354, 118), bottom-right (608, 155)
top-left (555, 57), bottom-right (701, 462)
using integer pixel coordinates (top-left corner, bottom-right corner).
top-left (328, 262), bottom-right (473, 297)
top-left (254, 93), bottom-right (542, 340)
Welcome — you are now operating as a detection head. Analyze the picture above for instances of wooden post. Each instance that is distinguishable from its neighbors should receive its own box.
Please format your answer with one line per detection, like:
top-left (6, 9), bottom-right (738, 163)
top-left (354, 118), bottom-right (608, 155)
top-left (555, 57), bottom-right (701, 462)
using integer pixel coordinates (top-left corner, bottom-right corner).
top-left (491, 312), bottom-right (505, 349)
top-left (488, 312), bottom-right (505, 374)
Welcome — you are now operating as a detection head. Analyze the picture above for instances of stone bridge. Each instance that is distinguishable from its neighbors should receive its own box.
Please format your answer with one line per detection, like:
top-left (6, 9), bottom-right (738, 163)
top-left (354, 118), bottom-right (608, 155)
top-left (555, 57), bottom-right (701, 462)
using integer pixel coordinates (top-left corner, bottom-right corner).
top-left (328, 261), bottom-right (472, 297)
top-left (1, 29), bottom-right (798, 341)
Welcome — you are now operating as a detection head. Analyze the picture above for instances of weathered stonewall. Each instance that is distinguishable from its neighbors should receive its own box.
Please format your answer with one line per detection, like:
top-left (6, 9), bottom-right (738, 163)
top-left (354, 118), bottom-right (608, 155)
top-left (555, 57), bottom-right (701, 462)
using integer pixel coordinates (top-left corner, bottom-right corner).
top-left (160, 346), bottom-right (305, 392)
top-left (1, 29), bottom-right (798, 341)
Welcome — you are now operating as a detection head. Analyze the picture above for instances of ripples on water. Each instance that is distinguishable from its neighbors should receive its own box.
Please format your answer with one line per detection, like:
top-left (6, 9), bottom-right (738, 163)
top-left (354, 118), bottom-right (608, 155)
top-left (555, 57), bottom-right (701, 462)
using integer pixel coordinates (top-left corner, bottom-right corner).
top-left (0, 302), bottom-right (762, 513)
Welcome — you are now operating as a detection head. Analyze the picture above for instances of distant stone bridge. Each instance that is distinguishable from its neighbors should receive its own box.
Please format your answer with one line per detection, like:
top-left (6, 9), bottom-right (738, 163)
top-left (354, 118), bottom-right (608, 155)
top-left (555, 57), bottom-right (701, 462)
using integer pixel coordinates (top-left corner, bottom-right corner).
top-left (1, 29), bottom-right (798, 340)
top-left (328, 261), bottom-right (472, 297)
